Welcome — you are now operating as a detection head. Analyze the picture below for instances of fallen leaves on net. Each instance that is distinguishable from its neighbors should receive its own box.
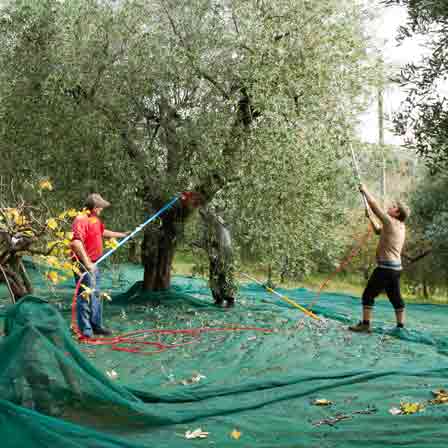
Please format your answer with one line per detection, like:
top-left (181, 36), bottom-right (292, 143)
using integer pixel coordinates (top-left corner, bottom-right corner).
top-left (230, 429), bottom-right (242, 440)
top-left (184, 428), bottom-right (209, 439)
top-left (100, 292), bottom-right (112, 302)
top-left (312, 398), bottom-right (333, 406)
top-left (430, 389), bottom-right (448, 404)
top-left (389, 402), bottom-right (425, 416)
top-left (389, 389), bottom-right (448, 416)
top-left (180, 372), bottom-right (206, 386)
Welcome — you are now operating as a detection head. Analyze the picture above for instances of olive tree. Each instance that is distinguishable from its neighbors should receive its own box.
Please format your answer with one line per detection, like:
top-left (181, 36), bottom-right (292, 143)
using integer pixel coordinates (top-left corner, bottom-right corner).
top-left (0, 0), bottom-right (377, 289)
top-left (385, 0), bottom-right (448, 172)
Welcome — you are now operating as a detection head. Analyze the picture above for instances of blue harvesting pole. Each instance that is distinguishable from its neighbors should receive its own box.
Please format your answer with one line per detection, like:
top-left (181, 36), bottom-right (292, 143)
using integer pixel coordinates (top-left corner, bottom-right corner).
top-left (94, 195), bottom-right (180, 267)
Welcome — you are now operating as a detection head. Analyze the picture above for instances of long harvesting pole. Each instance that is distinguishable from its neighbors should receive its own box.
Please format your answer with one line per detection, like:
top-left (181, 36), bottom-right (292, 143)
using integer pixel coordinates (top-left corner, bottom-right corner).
top-left (241, 272), bottom-right (320, 321)
top-left (95, 195), bottom-right (180, 266)
top-left (349, 144), bottom-right (369, 210)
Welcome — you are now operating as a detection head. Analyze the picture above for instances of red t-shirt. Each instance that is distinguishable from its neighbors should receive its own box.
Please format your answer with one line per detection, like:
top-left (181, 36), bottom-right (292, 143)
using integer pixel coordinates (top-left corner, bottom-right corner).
top-left (72, 214), bottom-right (105, 262)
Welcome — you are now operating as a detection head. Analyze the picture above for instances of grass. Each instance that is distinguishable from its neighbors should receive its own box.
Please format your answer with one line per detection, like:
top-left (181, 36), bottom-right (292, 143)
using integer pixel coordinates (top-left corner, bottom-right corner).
top-left (2, 253), bottom-right (446, 306)
top-left (172, 251), bottom-right (448, 305)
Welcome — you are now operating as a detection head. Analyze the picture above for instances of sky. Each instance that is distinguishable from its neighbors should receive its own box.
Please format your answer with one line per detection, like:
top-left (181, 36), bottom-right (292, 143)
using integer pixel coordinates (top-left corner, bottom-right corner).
top-left (358, 1), bottom-right (429, 146)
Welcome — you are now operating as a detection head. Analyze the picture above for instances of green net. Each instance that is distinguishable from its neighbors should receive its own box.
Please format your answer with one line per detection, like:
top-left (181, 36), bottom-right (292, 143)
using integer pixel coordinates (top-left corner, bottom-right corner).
top-left (1, 261), bottom-right (448, 447)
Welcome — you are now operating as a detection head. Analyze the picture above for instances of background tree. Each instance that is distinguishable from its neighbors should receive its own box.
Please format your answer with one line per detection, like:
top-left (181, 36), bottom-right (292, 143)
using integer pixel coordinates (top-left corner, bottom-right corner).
top-left (0, 0), bottom-right (379, 291)
top-left (385, 0), bottom-right (448, 172)
top-left (382, 0), bottom-right (448, 296)
top-left (403, 174), bottom-right (448, 298)
top-left (0, 180), bottom-right (84, 301)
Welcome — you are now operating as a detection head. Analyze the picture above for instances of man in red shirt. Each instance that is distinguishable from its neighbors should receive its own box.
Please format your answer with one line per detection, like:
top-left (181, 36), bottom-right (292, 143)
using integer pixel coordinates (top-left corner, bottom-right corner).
top-left (71, 193), bottom-right (128, 337)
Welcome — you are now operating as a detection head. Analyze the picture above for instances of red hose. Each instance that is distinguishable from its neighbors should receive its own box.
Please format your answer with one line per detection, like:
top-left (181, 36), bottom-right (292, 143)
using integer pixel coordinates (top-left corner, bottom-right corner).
top-left (71, 276), bottom-right (272, 355)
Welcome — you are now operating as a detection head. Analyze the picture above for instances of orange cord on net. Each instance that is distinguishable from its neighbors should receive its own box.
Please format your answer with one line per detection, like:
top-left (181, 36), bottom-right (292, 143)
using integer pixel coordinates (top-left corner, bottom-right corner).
top-left (71, 275), bottom-right (272, 355)
top-left (306, 223), bottom-right (374, 313)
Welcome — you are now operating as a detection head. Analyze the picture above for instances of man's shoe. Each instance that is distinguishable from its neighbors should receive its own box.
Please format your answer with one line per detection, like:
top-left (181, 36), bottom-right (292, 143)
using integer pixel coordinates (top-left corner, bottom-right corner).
top-left (348, 321), bottom-right (371, 333)
top-left (92, 327), bottom-right (113, 336)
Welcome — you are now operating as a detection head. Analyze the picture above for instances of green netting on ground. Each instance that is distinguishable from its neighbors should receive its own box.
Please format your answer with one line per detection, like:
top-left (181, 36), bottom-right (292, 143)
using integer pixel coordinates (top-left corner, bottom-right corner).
top-left (1, 261), bottom-right (448, 447)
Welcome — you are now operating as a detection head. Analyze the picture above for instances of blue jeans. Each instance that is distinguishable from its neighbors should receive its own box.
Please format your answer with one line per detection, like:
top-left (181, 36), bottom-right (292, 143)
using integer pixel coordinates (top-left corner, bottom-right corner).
top-left (74, 269), bottom-right (102, 337)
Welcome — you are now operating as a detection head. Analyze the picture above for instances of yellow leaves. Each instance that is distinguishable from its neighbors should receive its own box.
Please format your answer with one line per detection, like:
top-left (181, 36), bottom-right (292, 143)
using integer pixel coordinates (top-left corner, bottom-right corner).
top-left (62, 261), bottom-right (74, 271)
top-left (391, 389), bottom-right (448, 416)
top-left (39, 179), bottom-right (53, 191)
top-left (58, 209), bottom-right (78, 220)
top-left (5, 209), bottom-right (18, 221)
top-left (312, 399), bottom-right (333, 406)
top-left (400, 402), bottom-right (425, 415)
top-left (58, 208), bottom-right (79, 221)
top-left (50, 232), bottom-right (72, 245)
top-left (46, 256), bottom-right (60, 267)
top-left (1, 194), bottom-right (82, 292)
top-left (72, 262), bottom-right (81, 275)
top-left (14, 214), bottom-right (27, 226)
top-left (4, 208), bottom-right (27, 226)
top-left (43, 257), bottom-right (75, 282)
top-left (46, 271), bottom-right (66, 284)
top-left (100, 292), bottom-right (112, 302)
top-left (46, 218), bottom-right (58, 230)
top-left (230, 429), bottom-right (242, 440)
top-left (46, 240), bottom-right (71, 258)
top-left (430, 389), bottom-right (448, 404)
top-left (391, 402), bottom-right (425, 415)
top-left (78, 208), bottom-right (90, 216)
top-left (80, 284), bottom-right (94, 301)
top-left (47, 241), bottom-right (57, 249)
top-left (105, 238), bottom-right (119, 250)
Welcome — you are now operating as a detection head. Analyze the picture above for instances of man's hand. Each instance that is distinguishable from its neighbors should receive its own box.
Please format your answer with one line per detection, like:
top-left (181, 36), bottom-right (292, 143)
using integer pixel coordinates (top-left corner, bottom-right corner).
top-left (359, 183), bottom-right (367, 194)
top-left (365, 207), bottom-right (370, 218)
top-left (71, 240), bottom-right (96, 273)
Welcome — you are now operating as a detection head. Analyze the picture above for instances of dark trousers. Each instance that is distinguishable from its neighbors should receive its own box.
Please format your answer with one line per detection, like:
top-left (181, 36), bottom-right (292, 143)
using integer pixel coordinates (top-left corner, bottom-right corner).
top-left (362, 267), bottom-right (405, 310)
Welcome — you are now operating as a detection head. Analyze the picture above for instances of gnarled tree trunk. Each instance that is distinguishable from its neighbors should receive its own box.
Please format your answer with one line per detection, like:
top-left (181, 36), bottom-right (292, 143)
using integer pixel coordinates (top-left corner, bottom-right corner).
top-left (0, 256), bottom-right (32, 302)
top-left (141, 204), bottom-right (189, 290)
top-left (139, 83), bottom-right (256, 291)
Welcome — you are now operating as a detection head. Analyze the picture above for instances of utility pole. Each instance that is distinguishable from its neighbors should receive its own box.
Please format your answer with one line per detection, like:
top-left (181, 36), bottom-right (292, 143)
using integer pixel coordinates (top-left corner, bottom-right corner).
top-left (0, 176), bottom-right (4, 201)
top-left (378, 87), bottom-right (386, 206)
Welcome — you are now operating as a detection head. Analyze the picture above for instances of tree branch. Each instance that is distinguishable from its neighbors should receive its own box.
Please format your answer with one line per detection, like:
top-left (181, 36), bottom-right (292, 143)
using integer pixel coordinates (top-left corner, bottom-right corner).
top-left (403, 249), bottom-right (432, 268)
top-left (162, 3), bottom-right (230, 100)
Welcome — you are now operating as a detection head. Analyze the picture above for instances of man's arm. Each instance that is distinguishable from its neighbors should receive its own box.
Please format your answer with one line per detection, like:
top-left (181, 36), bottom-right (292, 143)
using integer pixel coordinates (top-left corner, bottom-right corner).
top-left (359, 184), bottom-right (390, 224)
top-left (103, 230), bottom-right (129, 239)
top-left (71, 240), bottom-right (95, 272)
top-left (367, 209), bottom-right (382, 235)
